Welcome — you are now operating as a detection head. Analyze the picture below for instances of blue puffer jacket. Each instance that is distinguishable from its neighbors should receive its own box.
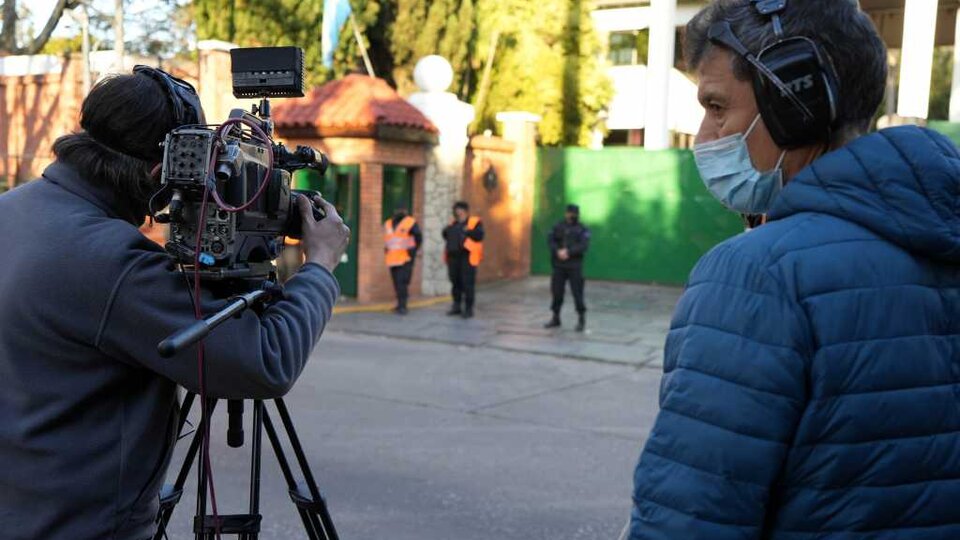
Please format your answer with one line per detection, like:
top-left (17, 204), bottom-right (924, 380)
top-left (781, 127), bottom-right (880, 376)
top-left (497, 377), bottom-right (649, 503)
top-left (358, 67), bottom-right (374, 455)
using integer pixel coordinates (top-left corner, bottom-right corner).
top-left (630, 126), bottom-right (960, 539)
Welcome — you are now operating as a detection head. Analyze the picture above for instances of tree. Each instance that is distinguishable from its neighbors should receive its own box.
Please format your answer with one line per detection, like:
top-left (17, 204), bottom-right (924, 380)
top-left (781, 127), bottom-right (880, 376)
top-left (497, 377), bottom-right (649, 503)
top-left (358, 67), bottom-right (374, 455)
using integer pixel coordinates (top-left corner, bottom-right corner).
top-left (471, 0), bottom-right (611, 145)
top-left (388, 0), bottom-right (475, 96)
top-left (193, 0), bottom-right (327, 85)
top-left (190, 0), bottom-right (611, 146)
top-left (1, 0), bottom-right (78, 55)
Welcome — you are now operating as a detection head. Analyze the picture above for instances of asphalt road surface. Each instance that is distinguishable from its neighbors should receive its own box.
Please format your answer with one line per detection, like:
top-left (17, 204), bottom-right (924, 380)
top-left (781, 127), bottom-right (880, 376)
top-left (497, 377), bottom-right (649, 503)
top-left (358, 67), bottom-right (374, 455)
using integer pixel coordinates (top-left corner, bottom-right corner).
top-left (159, 330), bottom-right (664, 540)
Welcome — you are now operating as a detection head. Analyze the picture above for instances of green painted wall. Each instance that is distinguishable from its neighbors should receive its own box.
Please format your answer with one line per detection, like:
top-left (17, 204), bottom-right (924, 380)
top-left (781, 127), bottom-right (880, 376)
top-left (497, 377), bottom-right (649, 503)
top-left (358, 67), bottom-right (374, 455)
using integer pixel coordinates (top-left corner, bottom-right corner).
top-left (928, 121), bottom-right (960, 146)
top-left (532, 147), bottom-right (743, 285)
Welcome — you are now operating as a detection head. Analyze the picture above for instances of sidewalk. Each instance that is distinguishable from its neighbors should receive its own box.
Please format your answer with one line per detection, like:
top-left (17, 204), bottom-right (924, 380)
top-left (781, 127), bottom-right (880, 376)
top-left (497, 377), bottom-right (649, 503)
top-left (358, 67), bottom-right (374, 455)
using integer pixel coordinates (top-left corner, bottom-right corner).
top-left (327, 277), bottom-right (682, 367)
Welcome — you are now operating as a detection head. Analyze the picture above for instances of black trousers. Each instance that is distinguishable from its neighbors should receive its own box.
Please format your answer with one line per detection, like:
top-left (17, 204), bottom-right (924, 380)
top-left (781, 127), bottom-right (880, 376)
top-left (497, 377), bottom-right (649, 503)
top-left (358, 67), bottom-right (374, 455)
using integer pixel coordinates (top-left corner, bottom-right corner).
top-left (550, 265), bottom-right (586, 315)
top-left (390, 262), bottom-right (414, 309)
top-left (447, 254), bottom-right (477, 309)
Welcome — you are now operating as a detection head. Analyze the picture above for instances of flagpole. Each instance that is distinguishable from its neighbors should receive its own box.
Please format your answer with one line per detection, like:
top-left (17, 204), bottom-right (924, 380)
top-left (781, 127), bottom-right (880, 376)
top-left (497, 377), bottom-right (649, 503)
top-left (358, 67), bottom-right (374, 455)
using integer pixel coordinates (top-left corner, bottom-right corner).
top-left (349, 13), bottom-right (376, 78)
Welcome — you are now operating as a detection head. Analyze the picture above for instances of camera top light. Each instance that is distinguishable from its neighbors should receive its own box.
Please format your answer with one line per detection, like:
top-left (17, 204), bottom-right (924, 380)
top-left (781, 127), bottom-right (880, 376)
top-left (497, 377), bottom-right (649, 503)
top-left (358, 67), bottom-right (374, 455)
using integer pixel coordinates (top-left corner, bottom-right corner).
top-left (230, 47), bottom-right (305, 99)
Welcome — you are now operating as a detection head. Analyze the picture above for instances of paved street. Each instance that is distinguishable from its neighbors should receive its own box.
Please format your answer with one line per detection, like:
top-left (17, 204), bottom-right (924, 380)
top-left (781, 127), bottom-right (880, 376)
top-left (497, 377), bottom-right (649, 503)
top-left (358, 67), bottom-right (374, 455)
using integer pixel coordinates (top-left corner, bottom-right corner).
top-left (161, 278), bottom-right (680, 539)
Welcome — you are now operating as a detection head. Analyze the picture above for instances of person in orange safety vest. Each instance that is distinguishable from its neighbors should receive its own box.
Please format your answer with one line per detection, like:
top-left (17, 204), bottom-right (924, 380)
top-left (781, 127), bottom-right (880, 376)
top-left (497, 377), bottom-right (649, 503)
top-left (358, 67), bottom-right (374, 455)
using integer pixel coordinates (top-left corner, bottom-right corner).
top-left (441, 201), bottom-right (484, 319)
top-left (384, 207), bottom-right (423, 314)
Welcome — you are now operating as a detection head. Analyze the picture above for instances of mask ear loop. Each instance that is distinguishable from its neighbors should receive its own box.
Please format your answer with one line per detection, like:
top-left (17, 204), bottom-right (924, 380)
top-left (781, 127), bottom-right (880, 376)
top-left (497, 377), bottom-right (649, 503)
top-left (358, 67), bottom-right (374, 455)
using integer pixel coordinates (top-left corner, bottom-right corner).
top-left (744, 114), bottom-right (763, 139)
top-left (774, 149), bottom-right (787, 171)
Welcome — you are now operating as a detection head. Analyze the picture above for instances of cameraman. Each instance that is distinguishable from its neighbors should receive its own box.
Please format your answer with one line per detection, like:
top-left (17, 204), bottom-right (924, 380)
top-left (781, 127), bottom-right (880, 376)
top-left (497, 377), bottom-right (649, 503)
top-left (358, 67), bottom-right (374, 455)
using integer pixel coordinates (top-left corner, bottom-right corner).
top-left (0, 72), bottom-right (350, 539)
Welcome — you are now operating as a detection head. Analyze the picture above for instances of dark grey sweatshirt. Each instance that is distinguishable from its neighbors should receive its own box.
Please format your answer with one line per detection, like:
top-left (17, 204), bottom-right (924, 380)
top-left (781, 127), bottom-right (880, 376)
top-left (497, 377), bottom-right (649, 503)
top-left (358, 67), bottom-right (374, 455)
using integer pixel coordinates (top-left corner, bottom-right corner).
top-left (0, 162), bottom-right (340, 539)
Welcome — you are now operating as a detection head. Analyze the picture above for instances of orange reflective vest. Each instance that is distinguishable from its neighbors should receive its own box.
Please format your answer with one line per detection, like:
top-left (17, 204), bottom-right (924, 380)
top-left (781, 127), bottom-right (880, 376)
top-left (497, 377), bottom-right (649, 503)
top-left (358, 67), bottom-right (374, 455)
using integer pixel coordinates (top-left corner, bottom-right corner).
top-left (444, 216), bottom-right (484, 267)
top-left (384, 216), bottom-right (417, 267)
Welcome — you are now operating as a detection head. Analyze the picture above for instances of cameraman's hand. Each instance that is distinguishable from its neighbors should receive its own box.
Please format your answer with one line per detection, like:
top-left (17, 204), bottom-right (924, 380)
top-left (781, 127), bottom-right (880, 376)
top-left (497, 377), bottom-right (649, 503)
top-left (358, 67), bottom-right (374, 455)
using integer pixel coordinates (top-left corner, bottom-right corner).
top-left (298, 195), bottom-right (350, 273)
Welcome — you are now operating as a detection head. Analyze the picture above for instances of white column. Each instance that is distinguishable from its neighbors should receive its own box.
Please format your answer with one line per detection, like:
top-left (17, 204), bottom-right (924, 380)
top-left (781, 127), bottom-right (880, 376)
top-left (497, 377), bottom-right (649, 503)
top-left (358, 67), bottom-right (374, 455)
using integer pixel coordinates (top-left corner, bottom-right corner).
top-left (406, 56), bottom-right (476, 296)
top-left (898, 0), bottom-right (939, 119)
top-left (950, 8), bottom-right (960, 121)
top-left (644, 0), bottom-right (676, 149)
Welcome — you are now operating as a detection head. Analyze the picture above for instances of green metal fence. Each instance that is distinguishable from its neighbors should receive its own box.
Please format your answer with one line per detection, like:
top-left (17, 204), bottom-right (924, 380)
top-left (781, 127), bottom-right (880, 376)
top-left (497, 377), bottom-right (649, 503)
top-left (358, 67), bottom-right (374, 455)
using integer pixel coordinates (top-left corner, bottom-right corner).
top-left (928, 121), bottom-right (960, 146)
top-left (532, 147), bottom-right (743, 285)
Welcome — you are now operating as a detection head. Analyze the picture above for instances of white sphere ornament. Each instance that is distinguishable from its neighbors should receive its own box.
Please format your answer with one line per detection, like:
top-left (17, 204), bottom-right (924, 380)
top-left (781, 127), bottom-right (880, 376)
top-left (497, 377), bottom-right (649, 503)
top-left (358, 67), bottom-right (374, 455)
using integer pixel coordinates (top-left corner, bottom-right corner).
top-left (414, 55), bottom-right (454, 93)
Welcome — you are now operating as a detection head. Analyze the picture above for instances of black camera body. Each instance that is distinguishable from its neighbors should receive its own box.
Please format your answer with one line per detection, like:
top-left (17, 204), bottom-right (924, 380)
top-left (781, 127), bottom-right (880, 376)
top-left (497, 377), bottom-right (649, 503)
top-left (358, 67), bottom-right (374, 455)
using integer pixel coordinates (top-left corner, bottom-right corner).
top-left (158, 47), bottom-right (326, 281)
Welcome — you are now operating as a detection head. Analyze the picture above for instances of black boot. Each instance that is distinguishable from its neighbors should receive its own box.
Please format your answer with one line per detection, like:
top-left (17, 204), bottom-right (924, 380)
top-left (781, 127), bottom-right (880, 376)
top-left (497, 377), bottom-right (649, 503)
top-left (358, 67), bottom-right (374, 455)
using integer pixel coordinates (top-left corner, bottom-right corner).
top-left (447, 304), bottom-right (463, 316)
top-left (576, 313), bottom-right (586, 332)
top-left (462, 306), bottom-right (474, 319)
top-left (544, 314), bottom-right (561, 329)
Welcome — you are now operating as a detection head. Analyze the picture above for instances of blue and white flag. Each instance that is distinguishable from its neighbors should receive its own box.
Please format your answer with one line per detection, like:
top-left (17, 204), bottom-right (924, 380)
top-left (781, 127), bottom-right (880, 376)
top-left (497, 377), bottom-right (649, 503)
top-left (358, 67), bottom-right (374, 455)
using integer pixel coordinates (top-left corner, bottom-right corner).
top-left (322, 0), bottom-right (353, 68)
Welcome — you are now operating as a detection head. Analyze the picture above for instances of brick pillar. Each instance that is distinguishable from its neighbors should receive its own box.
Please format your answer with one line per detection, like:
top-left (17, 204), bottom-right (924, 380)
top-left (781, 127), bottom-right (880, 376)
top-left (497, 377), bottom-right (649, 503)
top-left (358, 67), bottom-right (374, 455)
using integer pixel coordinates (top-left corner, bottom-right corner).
top-left (357, 162), bottom-right (385, 303)
top-left (197, 40), bottom-right (244, 123)
top-left (496, 112), bottom-right (541, 277)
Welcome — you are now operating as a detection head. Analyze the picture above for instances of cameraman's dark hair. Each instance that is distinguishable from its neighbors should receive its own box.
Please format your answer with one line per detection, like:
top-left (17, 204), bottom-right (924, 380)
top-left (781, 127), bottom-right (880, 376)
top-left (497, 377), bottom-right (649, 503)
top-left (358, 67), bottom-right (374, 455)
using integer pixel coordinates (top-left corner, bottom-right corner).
top-left (684, 0), bottom-right (887, 144)
top-left (453, 201), bottom-right (470, 212)
top-left (53, 73), bottom-right (178, 220)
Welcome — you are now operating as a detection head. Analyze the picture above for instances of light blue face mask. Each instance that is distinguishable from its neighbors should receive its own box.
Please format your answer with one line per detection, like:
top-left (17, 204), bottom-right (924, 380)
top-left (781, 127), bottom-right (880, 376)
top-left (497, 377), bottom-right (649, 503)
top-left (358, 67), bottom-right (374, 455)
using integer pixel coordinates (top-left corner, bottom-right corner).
top-left (693, 115), bottom-right (787, 215)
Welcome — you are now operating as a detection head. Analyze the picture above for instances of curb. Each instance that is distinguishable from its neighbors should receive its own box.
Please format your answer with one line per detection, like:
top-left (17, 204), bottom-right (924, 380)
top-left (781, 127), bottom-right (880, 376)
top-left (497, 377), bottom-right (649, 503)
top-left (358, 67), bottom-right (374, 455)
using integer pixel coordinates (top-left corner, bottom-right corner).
top-left (333, 295), bottom-right (452, 315)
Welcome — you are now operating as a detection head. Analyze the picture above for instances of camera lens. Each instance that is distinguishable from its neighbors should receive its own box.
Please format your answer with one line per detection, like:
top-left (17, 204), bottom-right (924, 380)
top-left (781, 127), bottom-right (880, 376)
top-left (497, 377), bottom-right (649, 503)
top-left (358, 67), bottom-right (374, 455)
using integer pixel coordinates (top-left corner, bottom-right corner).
top-left (217, 210), bottom-right (229, 221)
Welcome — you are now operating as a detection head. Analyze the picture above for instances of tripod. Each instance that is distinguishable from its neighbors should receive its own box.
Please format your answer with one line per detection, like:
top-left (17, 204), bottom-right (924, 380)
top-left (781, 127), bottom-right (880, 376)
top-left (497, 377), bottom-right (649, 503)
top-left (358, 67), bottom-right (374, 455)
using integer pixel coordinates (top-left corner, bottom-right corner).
top-left (153, 288), bottom-right (339, 540)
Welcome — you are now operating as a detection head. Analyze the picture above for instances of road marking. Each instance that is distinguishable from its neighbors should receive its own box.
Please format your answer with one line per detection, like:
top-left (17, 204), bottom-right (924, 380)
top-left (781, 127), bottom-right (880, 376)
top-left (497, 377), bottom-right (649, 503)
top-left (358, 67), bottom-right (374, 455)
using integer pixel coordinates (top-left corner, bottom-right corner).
top-left (333, 295), bottom-right (452, 314)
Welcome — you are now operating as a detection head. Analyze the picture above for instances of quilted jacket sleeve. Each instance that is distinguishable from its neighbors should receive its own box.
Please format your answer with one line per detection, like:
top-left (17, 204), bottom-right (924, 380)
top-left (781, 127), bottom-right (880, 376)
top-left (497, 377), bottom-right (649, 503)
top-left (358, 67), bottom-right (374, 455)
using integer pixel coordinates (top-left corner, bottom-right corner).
top-left (630, 243), bottom-right (810, 539)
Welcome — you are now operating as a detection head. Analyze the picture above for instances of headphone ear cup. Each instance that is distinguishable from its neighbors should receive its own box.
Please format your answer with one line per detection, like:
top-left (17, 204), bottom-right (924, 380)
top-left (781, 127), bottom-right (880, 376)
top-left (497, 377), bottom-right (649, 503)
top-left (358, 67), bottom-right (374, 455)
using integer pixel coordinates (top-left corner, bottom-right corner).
top-left (750, 38), bottom-right (836, 148)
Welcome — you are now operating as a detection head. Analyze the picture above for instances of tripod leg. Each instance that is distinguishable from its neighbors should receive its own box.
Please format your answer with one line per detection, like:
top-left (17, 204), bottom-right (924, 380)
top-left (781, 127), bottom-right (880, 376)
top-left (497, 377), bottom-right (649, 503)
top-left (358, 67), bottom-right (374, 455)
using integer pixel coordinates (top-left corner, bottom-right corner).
top-left (261, 399), bottom-right (339, 540)
top-left (243, 400), bottom-right (265, 540)
top-left (261, 407), bottom-right (323, 539)
top-left (275, 399), bottom-right (339, 540)
top-left (195, 398), bottom-right (219, 540)
top-left (154, 393), bottom-right (202, 540)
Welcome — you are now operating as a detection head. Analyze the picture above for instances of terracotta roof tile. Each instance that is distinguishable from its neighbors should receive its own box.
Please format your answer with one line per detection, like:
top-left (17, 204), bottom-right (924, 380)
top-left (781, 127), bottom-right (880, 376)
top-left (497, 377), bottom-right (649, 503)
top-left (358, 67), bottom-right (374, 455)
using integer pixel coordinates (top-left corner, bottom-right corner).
top-left (272, 74), bottom-right (438, 136)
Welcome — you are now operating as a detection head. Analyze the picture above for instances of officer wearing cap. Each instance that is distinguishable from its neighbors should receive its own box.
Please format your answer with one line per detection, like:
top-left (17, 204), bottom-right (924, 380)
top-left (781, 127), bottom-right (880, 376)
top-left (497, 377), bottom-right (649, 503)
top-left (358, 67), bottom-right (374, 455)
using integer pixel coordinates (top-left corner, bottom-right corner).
top-left (544, 204), bottom-right (590, 332)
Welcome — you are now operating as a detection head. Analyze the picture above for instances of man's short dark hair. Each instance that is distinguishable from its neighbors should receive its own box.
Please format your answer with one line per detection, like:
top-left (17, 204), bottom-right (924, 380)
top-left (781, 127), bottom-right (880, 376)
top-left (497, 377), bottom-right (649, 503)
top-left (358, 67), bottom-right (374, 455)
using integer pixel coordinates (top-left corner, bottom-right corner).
top-left (453, 201), bottom-right (470, 211)
top-left (684, 0), bottom-right (887, 142)
top-left (53, 73), bottom-right (178, 221)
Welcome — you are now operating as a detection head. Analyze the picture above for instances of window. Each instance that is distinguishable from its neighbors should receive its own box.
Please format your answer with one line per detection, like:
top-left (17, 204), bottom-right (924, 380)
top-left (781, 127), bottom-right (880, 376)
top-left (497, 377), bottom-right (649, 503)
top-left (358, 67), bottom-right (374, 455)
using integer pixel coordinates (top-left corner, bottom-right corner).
top-left (609, 32), bottom-right (638, 66)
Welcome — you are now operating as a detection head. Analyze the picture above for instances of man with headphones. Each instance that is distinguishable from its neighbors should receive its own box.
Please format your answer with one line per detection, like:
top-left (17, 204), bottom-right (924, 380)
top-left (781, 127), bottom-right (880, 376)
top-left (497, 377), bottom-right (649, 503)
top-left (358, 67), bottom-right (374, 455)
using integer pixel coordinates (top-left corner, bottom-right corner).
top-left (629, 1), bottom-right (960, 538)
top-left (0, 68), bottom-right (350, 538)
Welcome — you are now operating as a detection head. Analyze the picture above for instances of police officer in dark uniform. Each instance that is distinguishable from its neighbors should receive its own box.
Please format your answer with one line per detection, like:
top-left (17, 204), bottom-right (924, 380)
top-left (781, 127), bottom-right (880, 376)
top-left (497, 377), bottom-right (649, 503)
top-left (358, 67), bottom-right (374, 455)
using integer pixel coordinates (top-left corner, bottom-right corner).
top-left (442, 201), bottom-right (485, 319)
top-left (545, 204), bottom-right (590, 331)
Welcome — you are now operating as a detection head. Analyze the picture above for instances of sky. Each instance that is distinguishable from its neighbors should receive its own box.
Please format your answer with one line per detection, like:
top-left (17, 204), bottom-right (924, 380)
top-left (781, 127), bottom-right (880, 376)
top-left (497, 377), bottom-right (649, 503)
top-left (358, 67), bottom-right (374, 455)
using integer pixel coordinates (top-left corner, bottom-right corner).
top-left (26, 0), bottom-right (180, 45)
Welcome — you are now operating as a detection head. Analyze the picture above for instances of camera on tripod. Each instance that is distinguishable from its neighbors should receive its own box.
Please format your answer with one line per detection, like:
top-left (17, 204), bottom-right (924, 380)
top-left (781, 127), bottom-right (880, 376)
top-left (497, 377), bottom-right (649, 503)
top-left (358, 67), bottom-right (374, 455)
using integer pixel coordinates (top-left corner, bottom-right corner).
top-left (153, 47), bottom-right (342, 540)
top-left (158, 46), bottom-right (328, 282)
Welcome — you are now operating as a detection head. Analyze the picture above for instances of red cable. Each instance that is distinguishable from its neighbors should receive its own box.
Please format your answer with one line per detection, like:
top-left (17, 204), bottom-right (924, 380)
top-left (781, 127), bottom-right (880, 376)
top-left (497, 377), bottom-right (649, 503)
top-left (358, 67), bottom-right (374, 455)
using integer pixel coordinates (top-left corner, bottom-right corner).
top-left (208, 118), bottom-right (275, 213)
top-left (192, 186), bottom-right (222, 540)
top-left (185, 116), bottom-right (273, 539)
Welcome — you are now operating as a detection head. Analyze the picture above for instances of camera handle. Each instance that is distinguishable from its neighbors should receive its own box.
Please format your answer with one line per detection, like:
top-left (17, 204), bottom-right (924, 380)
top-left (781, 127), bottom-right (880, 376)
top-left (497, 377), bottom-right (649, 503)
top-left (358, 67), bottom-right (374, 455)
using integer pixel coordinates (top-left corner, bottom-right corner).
top-left (157, 287), bottom-right (274, 358)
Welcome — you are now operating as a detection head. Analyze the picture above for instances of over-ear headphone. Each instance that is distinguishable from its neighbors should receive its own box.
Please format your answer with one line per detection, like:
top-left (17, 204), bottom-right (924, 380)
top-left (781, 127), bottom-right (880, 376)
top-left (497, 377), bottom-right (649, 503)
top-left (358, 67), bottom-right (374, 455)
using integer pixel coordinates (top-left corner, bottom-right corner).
top-left (707, 0), bottom-right (840, 148)
top-left (133, 65), bottom-right (206, 128)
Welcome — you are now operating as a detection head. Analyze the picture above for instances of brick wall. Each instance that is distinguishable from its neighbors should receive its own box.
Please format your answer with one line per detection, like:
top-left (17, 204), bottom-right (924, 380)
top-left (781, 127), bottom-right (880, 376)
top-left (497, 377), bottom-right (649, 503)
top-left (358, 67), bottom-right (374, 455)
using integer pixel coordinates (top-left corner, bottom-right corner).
top-left (0, 57), bottom-right (84, 189)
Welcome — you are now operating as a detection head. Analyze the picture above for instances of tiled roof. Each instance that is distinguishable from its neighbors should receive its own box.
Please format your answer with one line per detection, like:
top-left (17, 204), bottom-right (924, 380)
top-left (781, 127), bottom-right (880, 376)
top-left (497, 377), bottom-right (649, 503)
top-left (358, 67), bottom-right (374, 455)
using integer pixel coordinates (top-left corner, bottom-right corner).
top-left (272, 74), bottom-right (438, 138)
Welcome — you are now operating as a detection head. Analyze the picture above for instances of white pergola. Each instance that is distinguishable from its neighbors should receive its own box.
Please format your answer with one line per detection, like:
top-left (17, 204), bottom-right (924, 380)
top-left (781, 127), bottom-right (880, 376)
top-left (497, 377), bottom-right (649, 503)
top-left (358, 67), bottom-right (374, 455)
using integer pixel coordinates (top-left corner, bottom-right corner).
top-left (593, 0), bottom-right (960, 149)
